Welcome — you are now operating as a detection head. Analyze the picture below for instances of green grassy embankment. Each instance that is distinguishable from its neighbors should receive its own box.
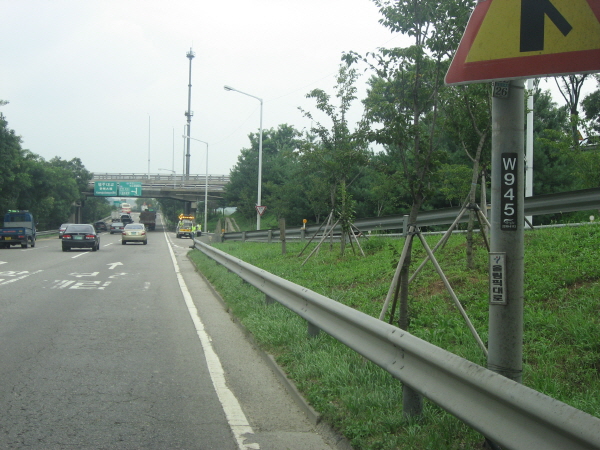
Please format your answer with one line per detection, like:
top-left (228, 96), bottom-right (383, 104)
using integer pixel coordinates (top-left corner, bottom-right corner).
top-left (188, 223), bottom-right (600, 450)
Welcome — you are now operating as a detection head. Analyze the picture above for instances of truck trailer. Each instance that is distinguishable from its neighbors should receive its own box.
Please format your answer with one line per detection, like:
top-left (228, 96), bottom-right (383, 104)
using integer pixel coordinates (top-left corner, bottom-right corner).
top-left (139, 209), bottom-right (157, 231)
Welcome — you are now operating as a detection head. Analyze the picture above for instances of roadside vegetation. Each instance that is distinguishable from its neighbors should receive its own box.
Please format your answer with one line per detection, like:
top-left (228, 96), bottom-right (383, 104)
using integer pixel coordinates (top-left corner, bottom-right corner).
top-left (188, 223), bottom-right (600, 449)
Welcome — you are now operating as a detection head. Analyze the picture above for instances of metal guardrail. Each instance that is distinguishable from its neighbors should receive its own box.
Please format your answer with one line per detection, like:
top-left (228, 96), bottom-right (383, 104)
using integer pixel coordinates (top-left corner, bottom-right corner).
top-left (37, 230), bottom-right (57, 237)
top-left (194, 239), bottom-right (600, 449)
top-left (222, 187), bottom-right (600, 241)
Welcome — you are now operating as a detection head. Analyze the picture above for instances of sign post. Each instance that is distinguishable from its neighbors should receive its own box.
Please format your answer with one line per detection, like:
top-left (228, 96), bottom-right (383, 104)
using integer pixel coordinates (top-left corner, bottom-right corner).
top-left (488, 81), bottom-right (525, 383)
top-left (446, 0), bottom-right (600, 387)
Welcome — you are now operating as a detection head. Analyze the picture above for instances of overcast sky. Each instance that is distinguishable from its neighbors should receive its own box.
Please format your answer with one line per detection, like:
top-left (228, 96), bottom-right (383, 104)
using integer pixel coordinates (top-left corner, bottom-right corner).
top-left (2, 1), bottom-right (593, 179)
top-left (1, 0), bottom-right (409, 176)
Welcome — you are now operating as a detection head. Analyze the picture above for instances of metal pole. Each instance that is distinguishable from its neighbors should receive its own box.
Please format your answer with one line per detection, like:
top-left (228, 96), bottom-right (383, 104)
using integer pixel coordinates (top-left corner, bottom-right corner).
top-left (185, 48), bottom-right (195, 181)
top-left (184, 48), bottom-right (195, 215)
top-left (223, 85), bottom-right (263, 230)
top-left (204, 142), bottom-right (208, 233)
top-left (488, 79), bottom-right (525, 384)
top-left (257, 99), bottom-right (263, 231)
top-left (147, 115), bottom-right (151, 176)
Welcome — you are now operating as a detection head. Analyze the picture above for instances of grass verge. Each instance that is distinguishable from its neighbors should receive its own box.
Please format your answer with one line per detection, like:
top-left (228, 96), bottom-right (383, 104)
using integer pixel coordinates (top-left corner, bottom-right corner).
top-left (188, 224), bottom-right (600, 449)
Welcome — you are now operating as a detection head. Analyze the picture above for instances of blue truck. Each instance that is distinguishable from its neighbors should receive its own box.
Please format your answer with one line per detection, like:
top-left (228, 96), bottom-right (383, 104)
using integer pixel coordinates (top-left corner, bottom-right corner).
top-left (0, 210), bottom-right (37, 249)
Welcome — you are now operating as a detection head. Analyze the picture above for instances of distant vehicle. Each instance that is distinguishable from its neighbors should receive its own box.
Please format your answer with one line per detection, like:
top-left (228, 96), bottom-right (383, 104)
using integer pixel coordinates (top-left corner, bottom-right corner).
top-left (94, 221), bottom-right (107, 232)
top-left (0, 210), bottom-right (37, 248)
top-left (120, 214), bottom-right (134, 225)
top-left (58, 223), bottom-right (73, 239)
top-left (111, 211), bottom-right (121, 221)
top-left (121, 203), bottom-right (132, 214)
top-left (61, 224), bottom-right (100, 252)
top-left (139, 209), bottom-right (156, 231)
top-left (176, 214), bottom-right (195, 239)
top-left (122, 223), bottom-right (147, 245)
top-left (110, 222), bottom-right (125, 234)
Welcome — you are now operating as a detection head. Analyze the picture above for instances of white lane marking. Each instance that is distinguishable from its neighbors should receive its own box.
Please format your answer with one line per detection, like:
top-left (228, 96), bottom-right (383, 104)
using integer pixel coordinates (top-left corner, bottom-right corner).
top-left (0, 261), bottom-right (6, 265)
top-left (0, 270), bottom-right (43, 285)
top-left (71, 252), bottom-right (89, 259)
top-left (143, 281), bottom-right (151, 290)
top-left (107, 262), bottom-right (123, 270)
top-left (69, 272), bottom-right (99, 277)
top-left (164, 232), bottom-right (259, 450)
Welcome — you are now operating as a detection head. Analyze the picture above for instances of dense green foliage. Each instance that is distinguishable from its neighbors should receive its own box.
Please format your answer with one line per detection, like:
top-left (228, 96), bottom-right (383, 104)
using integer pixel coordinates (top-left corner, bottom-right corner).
top-left (223, 1), bottom-right (600, 230)
top-left (189, 224), bottom-right (600, 449)
top-left (0, 110), bottom-right (104, 229)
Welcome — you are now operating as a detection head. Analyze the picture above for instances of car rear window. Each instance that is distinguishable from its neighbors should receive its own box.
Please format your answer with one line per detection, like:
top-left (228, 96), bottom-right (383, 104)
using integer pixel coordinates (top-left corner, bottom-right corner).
top-left (66, 225), bottom-right (94, 233)
top-left (125, 224), bottom-right (144, 229)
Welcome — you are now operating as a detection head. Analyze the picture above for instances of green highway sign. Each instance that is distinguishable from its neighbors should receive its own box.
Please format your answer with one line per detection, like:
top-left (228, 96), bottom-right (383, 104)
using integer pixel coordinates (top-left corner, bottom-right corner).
top-left (118, 182), bottom-right (143, 197)
top-left (94, 181), bottom-right (118, 196)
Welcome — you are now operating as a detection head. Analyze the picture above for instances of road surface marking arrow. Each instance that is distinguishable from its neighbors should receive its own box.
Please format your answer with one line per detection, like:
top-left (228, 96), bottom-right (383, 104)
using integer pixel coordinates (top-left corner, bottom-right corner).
top-left (107, 262), bottom-right (123, 270)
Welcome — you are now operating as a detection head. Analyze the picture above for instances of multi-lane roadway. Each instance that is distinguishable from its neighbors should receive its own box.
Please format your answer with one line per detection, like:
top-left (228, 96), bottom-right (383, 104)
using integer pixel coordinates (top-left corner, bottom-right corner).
top-left (0, 214), bottom-right (335, 449)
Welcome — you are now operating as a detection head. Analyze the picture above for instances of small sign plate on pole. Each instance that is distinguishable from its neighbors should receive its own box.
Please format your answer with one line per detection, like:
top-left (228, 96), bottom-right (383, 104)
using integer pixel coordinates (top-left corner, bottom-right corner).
top-left (489, 253), bottom-right (507, 305)
top-left (256, 205), bottom-right (267, 216)
top-left (492, 81), bottom-right (510, 98)
top-left (501, 153), bottom-right (518, 231)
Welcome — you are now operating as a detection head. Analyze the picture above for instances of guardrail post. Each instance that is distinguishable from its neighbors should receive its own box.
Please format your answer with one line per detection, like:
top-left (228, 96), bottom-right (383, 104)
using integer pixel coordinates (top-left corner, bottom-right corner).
top-left (242, 231), bottom-right (246, 243)
top-left (402, 215), bottom-right (409, 237)
top-left (279, 218), bottom-right (286, 255)
top-left (300, 229), bottom-right (306, 242)
top-left (265, 294), bottom-right (276, 305)
top-left (307, 321), bottom-right (320, 338)
top-left (268, 229), bottom-right (273, 243)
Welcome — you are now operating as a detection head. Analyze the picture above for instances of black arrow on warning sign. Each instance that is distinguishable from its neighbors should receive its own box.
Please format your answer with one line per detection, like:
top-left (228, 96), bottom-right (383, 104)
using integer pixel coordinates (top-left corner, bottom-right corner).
top-left (520, 0), bottom-right (573, 52)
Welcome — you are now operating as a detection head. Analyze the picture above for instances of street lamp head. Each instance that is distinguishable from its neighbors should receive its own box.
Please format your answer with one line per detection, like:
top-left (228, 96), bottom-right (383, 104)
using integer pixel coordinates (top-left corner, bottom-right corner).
top-left (224, 85), bottom-right (234, 91)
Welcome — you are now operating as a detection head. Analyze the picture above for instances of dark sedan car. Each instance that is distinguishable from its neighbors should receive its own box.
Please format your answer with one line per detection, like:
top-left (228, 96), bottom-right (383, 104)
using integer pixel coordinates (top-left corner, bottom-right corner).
top-left (61, 224), bottom-right (100, 252)
top-left (94, 221), bottom-right (107, 232)
top-left (110, 222), bottom-right (125, 234)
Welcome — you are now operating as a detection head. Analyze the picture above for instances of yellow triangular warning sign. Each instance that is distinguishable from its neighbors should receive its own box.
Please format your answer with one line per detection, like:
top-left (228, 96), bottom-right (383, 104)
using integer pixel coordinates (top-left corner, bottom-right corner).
top-left (446, 0), bottom-right (600, 85)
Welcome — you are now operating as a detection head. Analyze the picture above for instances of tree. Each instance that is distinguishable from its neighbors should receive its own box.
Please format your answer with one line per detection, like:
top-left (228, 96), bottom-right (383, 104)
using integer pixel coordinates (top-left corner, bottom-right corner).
top-left (225, 124), bottom-right (305, 223)
top-left (554, 74), bottom-right (591, 147)
top-left (298, 64), bottom-right (369, 255)
top-left (582, 75), bottom-right (600, 138)
top-left (0, 108), bottom-right (24, 213)
top-left (82, 197), bottom-right (112, 224)
top-left (345, 0), bottom-right (475, 416)
top-left (441, 82), bottom-right (492, 268)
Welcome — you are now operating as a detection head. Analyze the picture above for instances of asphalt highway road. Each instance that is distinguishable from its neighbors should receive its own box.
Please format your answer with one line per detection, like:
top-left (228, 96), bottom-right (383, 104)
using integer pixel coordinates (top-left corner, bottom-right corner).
top-left (0, 214), bottom-right (336, 450)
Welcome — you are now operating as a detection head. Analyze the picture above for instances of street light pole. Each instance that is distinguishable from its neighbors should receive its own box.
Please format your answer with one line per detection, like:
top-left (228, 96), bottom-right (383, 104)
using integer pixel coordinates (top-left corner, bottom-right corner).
top-left (183, 135), bottom-right (209, 234)
top-left (224, 85), bottom-right (263, 230)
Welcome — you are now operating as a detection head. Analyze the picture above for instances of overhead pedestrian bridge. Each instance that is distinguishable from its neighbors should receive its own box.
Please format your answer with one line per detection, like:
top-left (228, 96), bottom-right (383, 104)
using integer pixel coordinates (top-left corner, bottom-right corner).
top-left (85, 173), bottom-right (230, 202)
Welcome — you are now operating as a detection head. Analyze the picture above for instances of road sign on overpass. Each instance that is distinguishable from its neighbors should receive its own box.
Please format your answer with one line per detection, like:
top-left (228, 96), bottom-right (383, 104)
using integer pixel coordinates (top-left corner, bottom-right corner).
top-left (93, 181), bottom-right (142, 197)
top-left (118, 182), bottom-right (142, 196)
top-left (94, 182), bottom-right (118, 196)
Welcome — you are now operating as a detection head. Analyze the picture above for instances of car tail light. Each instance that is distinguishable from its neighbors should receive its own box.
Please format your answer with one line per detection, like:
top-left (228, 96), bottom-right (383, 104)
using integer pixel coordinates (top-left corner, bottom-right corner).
top-left (85, 234), bottom-right (95, 239)
top-left (63, 234), bottom-right (72, 239)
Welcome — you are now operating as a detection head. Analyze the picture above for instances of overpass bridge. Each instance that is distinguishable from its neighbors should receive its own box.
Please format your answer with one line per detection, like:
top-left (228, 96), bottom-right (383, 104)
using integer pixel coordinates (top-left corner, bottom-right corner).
top-left (85, 173), bottom-right (230, 202)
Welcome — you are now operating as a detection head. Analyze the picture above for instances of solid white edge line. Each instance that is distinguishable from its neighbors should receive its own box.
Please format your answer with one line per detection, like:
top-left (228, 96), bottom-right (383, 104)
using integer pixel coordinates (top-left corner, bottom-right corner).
top-left (163, 227), bottom-right (259, 450)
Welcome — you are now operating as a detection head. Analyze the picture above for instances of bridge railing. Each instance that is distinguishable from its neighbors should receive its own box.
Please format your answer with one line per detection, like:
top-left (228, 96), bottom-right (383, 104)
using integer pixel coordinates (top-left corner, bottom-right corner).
top-left (89, 173), bottom-right (230, 188)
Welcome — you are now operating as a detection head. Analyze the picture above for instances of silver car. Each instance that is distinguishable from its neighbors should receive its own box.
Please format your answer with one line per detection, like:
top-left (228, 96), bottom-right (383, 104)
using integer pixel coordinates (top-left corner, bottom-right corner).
top-left (121, 223), bottom-right (147, 245)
